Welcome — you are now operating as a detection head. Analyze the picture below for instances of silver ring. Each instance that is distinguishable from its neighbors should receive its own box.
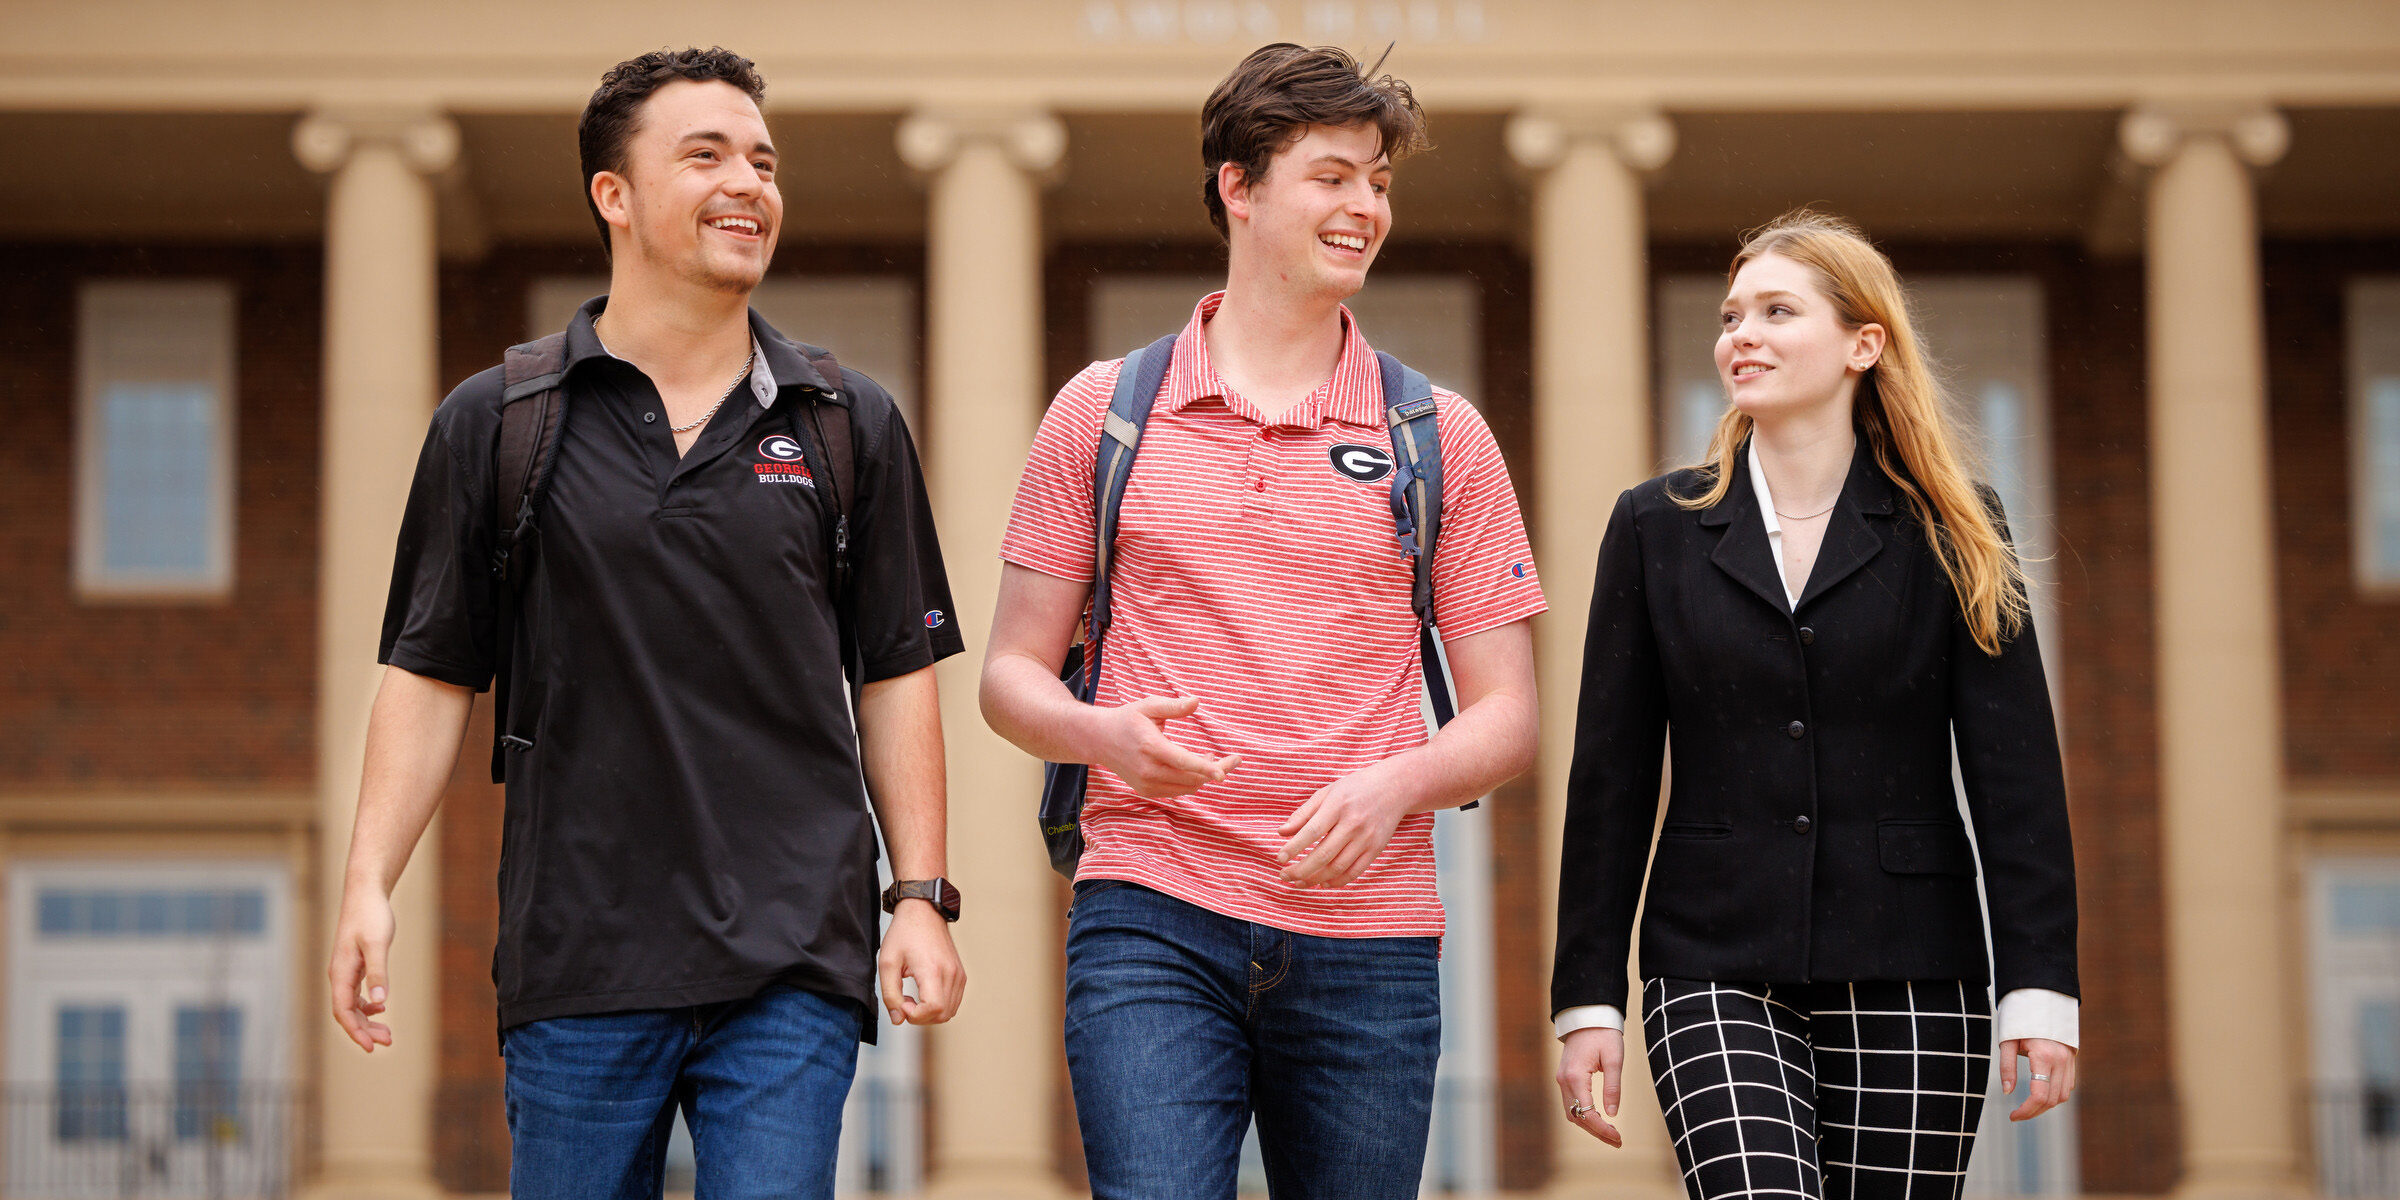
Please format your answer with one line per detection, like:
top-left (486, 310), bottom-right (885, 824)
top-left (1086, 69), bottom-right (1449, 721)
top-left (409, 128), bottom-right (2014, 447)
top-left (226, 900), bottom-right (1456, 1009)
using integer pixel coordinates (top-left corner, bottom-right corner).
top-left (1568, 1102), bottom-right (1592, 1117)
top-left (2031, 1073), bottom-right (2051, 1082)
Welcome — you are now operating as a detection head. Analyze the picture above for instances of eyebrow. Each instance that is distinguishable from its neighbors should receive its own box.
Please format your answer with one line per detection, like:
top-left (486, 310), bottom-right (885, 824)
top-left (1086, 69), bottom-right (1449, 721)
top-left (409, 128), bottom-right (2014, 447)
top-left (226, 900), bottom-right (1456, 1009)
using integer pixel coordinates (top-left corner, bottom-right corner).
top-left (1723, 288), bottom-right (1802, 307)
top-left (1308, 154), bottom-right (1393, 172)
top-left (681, 130), bottom-right (777, 158)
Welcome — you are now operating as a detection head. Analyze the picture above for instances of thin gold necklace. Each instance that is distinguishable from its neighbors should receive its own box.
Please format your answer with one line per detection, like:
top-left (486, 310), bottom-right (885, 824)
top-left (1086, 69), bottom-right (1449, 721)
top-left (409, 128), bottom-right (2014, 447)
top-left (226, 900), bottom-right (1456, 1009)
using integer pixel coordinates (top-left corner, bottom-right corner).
top-left (1774, 498), bottom-right (1838, 521)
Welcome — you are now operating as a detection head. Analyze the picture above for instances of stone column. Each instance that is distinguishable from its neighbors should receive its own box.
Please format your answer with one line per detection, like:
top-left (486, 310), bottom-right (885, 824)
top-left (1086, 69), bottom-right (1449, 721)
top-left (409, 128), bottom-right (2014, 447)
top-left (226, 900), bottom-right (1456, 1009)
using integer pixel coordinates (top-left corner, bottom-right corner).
top-left (292, 107), bottom-right (456, 1200)
top-left (1507, 107), bottom-right (1684, 1197)
top-left (2119, 101), bottom-right (2307, 1200)
top-left (897, 108), bottom-right (1072, 1200)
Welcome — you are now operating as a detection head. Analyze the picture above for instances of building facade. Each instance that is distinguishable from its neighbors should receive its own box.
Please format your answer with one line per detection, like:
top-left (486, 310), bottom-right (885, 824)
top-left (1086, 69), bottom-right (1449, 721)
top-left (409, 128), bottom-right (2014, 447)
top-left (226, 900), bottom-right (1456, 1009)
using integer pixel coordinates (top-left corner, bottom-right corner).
top-left (2, 0), bottom-right (2397, 1195)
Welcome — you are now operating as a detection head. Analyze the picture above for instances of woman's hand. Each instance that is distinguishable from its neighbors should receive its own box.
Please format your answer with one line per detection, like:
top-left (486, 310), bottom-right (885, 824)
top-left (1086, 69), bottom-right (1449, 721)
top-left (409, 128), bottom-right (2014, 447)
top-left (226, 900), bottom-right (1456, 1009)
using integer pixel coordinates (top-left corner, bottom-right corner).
top-left (2000, 1037), bottom-right (2077, 1121)
top-left (1555, 1027), bottom-right (1625, 1147)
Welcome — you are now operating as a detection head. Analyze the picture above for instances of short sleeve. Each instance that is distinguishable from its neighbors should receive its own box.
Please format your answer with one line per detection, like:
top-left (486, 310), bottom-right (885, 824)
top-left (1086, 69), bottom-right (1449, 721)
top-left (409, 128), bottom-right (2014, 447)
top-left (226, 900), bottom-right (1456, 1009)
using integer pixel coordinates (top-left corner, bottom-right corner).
top-left (998, 360), bottom-right (1116, 582)
top-left (377, 369), bottom-right (503, 690)
top-left (1425, 394), bottom-right (1546, 639)
top-left (843, 379), bottom-right (967, 682)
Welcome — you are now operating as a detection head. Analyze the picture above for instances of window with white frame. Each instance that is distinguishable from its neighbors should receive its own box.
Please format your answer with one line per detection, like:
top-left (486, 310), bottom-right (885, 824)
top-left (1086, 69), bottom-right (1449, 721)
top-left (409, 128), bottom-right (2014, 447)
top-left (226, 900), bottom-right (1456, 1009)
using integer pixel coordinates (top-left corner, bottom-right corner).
top-left (1653, 272), bottom-right (2076, 1195)
top-left (75, 281), bottom-right (237, 600)
top-left (2348, 279), bottom-right (2400, 590)
top-left (2310, 859), bottom-right (2400, 1196)
top-left (1092, 272), bottom-right (1498, 1195)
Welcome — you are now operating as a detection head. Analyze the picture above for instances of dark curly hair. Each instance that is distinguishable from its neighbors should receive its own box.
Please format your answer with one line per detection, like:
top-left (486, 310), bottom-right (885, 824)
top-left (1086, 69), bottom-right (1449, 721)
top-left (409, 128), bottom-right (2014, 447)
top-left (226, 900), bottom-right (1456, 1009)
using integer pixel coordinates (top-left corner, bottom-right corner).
top-left (1199, 43), bottom-right (1428, 240)
top-left (577, 47), bottom-right (768, 257)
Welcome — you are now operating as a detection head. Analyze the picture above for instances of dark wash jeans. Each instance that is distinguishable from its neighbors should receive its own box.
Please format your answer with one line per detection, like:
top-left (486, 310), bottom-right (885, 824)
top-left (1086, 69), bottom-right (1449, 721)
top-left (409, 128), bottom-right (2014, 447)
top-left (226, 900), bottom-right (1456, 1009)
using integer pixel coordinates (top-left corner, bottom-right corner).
top-left (1063, 879), bottom-right (1442, 1199)
top-left (501, 984), bottom-right (862, 1200)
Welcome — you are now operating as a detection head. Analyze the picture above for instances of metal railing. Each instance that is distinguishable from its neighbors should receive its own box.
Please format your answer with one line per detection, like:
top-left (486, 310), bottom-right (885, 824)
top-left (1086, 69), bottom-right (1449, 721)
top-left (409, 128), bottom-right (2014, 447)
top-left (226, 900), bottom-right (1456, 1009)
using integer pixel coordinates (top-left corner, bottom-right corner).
top-left (2318, 1086), bottom-right (2400, 1197)
top-left (3, 1085), bottom-right (298, 1199)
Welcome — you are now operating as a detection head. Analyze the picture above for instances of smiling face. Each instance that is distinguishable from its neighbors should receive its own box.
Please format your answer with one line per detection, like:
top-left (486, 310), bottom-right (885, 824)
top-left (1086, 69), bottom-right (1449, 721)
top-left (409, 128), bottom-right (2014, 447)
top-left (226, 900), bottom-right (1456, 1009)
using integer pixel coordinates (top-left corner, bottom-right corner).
top-left (1715, 251), bottom-right (1886, 425)
top-left (1221, 122), bottom-right (1392, 305)
top-left (591, 78), bottom-right (781, 295)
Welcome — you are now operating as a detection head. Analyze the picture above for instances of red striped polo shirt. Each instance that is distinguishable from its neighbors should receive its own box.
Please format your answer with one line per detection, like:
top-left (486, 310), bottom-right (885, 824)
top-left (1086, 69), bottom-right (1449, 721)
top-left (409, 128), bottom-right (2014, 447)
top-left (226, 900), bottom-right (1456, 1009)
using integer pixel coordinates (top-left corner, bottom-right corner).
top-left (1001, 292), bottom-right (1545, 938)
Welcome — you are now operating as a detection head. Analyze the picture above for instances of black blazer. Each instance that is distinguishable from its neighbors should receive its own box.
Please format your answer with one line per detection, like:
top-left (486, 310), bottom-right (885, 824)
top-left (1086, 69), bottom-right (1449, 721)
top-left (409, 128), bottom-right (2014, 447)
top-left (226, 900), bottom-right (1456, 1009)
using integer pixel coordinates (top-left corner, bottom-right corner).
top-left (1551, 445), bottom-right (2077, 1016)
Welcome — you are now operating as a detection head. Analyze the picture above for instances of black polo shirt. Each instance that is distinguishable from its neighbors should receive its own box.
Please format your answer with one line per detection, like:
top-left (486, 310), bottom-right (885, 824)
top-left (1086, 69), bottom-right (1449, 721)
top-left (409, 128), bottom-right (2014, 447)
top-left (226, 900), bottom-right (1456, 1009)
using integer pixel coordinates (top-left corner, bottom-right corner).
top-left (378, 297), bottom-right (963, 1034)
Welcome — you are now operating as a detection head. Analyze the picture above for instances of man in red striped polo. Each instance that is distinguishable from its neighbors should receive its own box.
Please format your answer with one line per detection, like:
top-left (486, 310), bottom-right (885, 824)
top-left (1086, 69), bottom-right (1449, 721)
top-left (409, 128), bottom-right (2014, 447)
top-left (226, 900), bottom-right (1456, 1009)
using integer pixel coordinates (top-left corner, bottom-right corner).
top-left (982, 44), bottom-right (1543, 1198)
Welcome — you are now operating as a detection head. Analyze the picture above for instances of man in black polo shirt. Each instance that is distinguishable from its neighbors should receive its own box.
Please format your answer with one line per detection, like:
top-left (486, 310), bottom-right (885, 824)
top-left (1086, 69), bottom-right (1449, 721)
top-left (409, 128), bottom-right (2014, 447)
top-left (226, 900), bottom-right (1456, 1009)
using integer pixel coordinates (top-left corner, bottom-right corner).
top-left (324, 47), bottom-right (966, 1197)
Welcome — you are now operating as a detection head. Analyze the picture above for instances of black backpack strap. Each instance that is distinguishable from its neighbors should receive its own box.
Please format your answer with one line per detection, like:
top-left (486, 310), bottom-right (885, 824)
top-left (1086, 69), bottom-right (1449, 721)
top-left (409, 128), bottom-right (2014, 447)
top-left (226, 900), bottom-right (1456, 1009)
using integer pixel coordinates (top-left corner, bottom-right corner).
top-left (488, 332), bottom-right (572, 782)
top-left (794, 347), bottom-right (861, 688)
top-left (1378, 353), bottom-right (1466, 781)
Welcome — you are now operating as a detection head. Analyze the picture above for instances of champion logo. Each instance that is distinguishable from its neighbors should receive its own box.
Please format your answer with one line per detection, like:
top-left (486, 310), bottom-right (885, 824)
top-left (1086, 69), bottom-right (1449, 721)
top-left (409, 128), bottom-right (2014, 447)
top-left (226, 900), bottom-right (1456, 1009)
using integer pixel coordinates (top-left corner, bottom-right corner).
top-left (924, 610), bottom-right (946, 629)
top-left (1328, 443), bottom-right (1394, 483)
top-left (758, 434), bottom-right (805, 462)
top-left (1511, 562), bottom-right (1528, 579)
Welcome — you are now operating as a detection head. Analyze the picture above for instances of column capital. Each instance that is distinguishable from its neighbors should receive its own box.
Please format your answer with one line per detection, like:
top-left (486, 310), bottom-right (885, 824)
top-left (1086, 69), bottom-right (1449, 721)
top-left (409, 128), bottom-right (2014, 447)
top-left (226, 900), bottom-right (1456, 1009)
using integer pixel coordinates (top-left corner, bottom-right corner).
top-left (2119, 99), bottom-right (2288, 169)
top-left (293, 107), bottom-right (459, 176)
top-left (896, 108), bottom-right (1066, 180)
top-left (1506, 106), bottom-right (1676, 175)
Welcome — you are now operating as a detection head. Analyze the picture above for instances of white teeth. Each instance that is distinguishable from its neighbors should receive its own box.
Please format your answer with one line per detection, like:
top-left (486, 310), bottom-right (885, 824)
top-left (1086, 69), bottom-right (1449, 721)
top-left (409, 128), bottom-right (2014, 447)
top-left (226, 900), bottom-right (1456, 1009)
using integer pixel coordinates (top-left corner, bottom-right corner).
top-left (1735, 364), bottom-right (1772, 377)
top-left (1321, 233), bottom-right (1366, 251)
top-left (708, 216), bottom-right (759, 234)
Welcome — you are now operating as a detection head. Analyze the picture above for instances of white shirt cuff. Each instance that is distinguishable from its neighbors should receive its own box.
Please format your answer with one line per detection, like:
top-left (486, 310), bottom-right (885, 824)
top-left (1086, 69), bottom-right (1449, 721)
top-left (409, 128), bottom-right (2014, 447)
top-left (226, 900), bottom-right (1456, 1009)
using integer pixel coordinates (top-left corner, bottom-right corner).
top-left (1554, 1004), bottom-right (1624, 1041)
top-left (1995, 987), bottom-right (2079, 1048)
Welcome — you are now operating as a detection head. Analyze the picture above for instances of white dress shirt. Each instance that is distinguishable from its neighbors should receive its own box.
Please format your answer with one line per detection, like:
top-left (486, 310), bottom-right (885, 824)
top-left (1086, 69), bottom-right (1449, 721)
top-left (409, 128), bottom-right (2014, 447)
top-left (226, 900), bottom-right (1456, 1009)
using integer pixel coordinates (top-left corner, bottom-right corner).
top-left (1553, 443), bottom-right (2079, 1049)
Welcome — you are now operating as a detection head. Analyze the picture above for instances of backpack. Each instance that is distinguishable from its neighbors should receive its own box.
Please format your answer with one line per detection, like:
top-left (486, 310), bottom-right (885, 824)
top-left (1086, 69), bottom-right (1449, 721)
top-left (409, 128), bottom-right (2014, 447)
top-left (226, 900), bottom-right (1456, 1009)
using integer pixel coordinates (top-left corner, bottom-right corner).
top-left (483, 328), bottom-right (857, 783)
top-left (1037, 333), bottom-right (1469, 879)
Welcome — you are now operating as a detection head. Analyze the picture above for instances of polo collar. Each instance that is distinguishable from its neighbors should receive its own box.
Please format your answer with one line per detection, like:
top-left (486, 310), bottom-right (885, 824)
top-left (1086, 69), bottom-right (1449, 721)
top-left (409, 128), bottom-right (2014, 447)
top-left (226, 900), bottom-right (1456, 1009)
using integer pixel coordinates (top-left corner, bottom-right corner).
top-left (1159, 291), bottom-right (1386, 428)
top-left (566, 294), bottom-right (844, 409)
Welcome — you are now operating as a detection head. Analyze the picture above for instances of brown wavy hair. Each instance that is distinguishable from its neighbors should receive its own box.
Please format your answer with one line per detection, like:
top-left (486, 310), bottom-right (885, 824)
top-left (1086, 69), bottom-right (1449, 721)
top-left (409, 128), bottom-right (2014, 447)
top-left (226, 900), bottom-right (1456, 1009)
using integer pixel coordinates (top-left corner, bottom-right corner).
top-left (1198, 43), bottom-right (1429, 239)
top-left (578, 46), bottom-right (768, 258)
top-left (1676, 209), bottom-right (2028, 655)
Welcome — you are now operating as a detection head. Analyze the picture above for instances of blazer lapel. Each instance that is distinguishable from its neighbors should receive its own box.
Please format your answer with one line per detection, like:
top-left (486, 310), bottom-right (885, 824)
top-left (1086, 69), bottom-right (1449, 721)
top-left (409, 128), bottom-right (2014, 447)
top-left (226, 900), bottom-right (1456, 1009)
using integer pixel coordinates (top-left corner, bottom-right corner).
top-left (1702, 452), bottom-right (1794, 616)
top-left (1794, 445), bottom-right (1899, 611)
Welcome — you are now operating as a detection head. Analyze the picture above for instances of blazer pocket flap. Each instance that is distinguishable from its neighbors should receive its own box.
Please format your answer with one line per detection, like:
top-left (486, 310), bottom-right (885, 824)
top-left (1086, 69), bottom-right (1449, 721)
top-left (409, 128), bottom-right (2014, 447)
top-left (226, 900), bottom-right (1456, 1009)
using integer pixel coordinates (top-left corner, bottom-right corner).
top-left (1877, 820), bottom-right (1977, 875)
top-left (1659, 821), bottom-right (1732, 841)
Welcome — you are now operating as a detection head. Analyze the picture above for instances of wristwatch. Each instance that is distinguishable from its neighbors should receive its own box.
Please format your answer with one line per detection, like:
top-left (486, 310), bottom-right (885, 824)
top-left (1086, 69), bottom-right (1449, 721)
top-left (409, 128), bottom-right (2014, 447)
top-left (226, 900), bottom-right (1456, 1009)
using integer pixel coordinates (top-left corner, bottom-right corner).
top-left (881, 877), bottom-right (961, 923)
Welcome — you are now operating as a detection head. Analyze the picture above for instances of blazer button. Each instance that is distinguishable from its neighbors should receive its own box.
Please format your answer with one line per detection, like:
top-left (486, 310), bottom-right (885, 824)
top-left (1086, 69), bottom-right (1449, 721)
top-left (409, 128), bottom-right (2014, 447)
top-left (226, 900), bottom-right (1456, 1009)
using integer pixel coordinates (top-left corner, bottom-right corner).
top-left (1793, 815), bottom-right (1812, 834)
top-left (1786, 720), bottom-right (1806, 739)
top-left (1798, 626), bottom-right (1816, 645)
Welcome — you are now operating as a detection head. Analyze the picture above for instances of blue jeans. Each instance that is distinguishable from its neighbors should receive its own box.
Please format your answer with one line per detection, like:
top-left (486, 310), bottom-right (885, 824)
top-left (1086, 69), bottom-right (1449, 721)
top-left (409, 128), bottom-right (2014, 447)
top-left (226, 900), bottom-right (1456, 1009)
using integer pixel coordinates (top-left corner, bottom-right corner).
top-left (501, 984), bottom-right (863, 1200)
top-left (1063, 880), bottom-right (1442, 1199)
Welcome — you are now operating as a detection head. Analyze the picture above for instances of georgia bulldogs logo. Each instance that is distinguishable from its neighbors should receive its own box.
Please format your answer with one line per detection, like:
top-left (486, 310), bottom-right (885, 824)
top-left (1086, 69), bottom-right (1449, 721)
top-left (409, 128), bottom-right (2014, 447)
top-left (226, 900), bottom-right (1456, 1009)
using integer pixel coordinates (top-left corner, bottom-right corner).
top-left (1328, 443), bottom-right (1394, 483)
top-left (753, 433), bottom-right (816, 487)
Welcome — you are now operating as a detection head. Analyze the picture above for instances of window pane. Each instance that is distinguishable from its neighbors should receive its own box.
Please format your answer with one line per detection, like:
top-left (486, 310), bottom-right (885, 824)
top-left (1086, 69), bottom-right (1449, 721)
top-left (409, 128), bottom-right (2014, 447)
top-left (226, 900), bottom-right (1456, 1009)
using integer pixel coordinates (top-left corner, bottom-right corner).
top-left (55, 1005), bottom-right (127, 1142)
top-left (2371, 377), bottom-right (2400, 576)
top-left (175, 1006), bottom-right (244, 1141)
top-left (100, 382), bottom-right (216, 574)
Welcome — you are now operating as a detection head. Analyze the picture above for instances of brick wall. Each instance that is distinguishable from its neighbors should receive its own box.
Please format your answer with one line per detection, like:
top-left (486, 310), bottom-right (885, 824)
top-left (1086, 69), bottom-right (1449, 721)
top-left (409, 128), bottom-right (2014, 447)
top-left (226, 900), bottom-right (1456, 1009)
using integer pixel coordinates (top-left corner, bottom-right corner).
top-left (2266, 240), bottom-right (2400, 783)
top-left (0, 244), bottom-right (321, 786)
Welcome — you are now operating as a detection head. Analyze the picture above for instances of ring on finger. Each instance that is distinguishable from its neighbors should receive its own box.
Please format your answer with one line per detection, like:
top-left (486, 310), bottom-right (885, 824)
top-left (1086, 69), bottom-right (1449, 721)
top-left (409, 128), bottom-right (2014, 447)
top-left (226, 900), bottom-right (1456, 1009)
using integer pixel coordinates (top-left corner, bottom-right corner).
top-left (2031, 1073), bottom-right (2051, 1082)
top-left (1568, 1102), bottom-right (1591, 1118)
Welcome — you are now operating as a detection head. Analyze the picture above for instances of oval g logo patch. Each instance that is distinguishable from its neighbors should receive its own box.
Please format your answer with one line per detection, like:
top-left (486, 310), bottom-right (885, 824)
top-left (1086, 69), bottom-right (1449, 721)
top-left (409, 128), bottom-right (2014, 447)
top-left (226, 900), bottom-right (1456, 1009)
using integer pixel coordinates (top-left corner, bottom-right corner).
top-left (758, 434), bottom-right (805, 462)
top-left (1328, 443), bottom-right (1394, 483)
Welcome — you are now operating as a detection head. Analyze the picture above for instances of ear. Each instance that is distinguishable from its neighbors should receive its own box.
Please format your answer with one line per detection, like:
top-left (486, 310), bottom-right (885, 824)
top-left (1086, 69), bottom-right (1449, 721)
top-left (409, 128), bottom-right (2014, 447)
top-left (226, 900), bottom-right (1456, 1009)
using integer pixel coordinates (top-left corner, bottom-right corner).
top-left (1217, 161), bottom-right (1254, 226)
top-left (590, 169), bottom-right (634, 237)
top-left (1851, 323), bottom-right (1888, 373)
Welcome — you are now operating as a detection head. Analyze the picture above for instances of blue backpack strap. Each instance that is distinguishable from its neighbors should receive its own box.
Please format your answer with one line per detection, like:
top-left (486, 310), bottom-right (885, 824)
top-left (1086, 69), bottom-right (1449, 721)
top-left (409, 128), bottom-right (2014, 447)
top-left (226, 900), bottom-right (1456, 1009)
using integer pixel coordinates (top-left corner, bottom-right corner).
top-left (1379, 352), bottom-right (1467, 751)
top-left (1086, 334), bottom-right (1177, 662)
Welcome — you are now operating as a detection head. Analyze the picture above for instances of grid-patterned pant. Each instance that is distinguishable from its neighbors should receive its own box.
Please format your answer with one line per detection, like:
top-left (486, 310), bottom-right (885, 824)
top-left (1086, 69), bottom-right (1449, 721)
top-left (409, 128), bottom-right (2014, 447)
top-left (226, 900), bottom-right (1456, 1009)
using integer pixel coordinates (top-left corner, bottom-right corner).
top-left (1642, 978), bottom-right (1992, 1200)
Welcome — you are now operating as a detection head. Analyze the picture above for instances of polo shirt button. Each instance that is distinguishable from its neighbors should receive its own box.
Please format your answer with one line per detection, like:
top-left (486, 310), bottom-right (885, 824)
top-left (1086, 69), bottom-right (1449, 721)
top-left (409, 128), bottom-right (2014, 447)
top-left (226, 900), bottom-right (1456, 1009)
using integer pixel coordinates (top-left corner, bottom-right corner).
top-left (1793, 815), bottom-right (1812, 835)
top-left (1786, 720), bottom-right (1806, 739)
top-left (1253, 479), bottom-right (1267, 492)
top-left (1798, 626), bottom-right (1815, 645)
top-left (643, 412), bottom-right (657, 424)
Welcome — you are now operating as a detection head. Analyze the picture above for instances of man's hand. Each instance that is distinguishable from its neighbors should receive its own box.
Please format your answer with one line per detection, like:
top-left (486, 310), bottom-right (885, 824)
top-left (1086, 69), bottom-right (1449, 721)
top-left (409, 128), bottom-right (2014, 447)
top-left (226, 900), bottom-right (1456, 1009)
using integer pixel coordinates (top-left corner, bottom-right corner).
top-left (328, 883), bottom-right (397, 1053)
top-left (1094, 696), bottom-right (1240, 800)
top-left (876, 902), bottom-right (965, 1027)
top-left (1275, 762), bottom-right (1412, 888)
top-left (1556, 1027), bottom-right (1625, 1147)
top-left (1999, 1037), bottom-right (2077, 1121)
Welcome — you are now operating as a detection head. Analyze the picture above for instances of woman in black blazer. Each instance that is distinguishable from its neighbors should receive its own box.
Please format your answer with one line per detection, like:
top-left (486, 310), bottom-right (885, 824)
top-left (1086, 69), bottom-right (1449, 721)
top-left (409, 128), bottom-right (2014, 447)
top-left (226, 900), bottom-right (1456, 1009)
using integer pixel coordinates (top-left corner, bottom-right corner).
top-left (1551, 211), bottom-right (2078, 1198)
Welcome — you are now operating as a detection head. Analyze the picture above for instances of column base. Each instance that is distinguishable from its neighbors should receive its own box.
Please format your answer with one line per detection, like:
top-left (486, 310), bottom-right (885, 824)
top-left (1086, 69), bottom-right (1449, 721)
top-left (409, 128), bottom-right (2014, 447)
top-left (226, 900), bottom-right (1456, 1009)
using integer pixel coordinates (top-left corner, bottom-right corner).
top-left (293, 1167), bottom-right (444, 1200)
top-left (2173, 1167), bottom-right (2313, 1200)
top-left (919, 1163), bottom-right (1078, 1200)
